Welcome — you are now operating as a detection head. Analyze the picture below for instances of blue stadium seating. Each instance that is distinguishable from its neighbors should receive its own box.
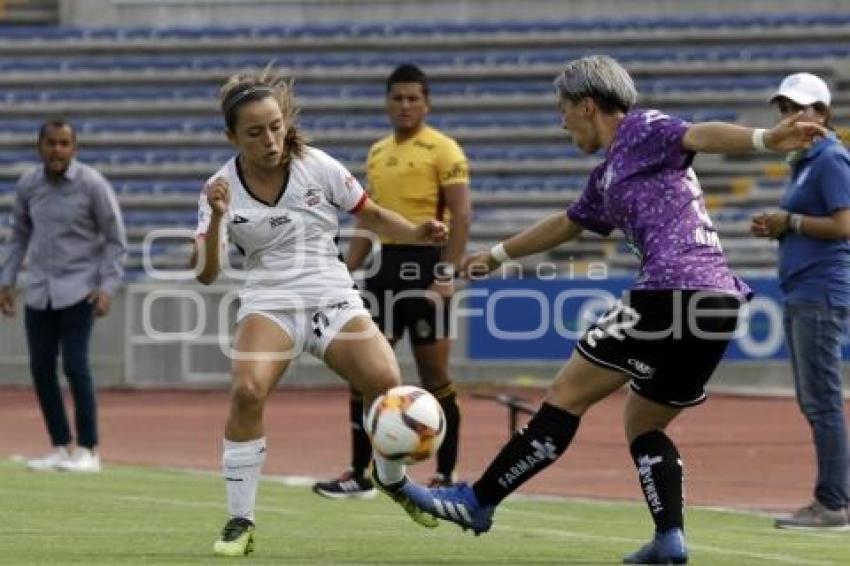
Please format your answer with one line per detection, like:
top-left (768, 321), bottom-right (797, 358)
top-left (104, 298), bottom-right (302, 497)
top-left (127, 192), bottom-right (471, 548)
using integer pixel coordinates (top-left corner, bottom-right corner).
top-left (3, 44), bottom-right (850, 74)
top-left (113, 180), bottom-right (203, 194)
top-left (2, 13), bottom-right (850, 42)
top-left (0, 107), bottom-right (738, 139)
top-left (474, 175), bottom-right (585, 192)
top-left (123, 210), bottom-right (198, 226)
top-left (0, 74), bottom-right (782, 103)
top-left (1, 13), bottom-right (846, 275)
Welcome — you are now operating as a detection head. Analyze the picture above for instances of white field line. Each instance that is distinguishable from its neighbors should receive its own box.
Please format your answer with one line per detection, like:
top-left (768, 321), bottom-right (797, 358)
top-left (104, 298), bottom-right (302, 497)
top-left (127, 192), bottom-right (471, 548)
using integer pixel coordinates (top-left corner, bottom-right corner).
top-left (503, 506), bottom-right (850, 542)
top-left (0, 455), bottom-right (834, 537)
top-left (3, 461), bottom-right (844, 563)
top-left (496, 523), bottom-right (836, 565)
top-left (115, 494), bottom-right (294, 516)
top-left (1, 459), bottom-right (804, 516)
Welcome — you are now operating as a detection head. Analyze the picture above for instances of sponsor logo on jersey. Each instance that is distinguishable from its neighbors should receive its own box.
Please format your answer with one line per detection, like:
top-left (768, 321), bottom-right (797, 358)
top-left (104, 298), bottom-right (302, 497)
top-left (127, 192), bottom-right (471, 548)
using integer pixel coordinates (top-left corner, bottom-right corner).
top-left (441, 161), bottom-right (468, 182)
top-left (231, 214), bottom-right (250, 224)
top-left (269, 215), bottom-right (291, 228)
top-left (413, 139), bottom-right (435, 150)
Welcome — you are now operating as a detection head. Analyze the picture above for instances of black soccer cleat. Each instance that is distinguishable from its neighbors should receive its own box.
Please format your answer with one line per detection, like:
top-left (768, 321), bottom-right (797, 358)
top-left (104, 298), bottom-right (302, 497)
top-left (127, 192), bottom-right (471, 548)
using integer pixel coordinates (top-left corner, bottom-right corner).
top-left (312, 469), bottom-right (377, 499)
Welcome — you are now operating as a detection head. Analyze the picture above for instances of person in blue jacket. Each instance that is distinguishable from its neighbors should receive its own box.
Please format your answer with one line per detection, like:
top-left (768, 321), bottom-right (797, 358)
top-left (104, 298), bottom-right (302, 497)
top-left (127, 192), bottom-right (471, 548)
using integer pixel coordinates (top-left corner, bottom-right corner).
top-left (751, 72), bottom-right (850, 529)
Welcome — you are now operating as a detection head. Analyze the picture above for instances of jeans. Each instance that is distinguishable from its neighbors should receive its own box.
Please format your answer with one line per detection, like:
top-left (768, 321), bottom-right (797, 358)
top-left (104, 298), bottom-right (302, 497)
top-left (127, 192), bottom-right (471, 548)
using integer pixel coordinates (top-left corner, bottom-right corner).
top-left (24, 299), bottom-right (98, 448)
top-left (783, 302), bottom-right (850, 510)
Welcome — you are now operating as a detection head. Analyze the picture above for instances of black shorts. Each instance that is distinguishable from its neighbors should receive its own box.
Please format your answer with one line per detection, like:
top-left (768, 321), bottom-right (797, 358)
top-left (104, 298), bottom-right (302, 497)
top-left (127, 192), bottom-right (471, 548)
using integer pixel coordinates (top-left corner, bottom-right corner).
top-left (575, 290), bottom-right (743, 407)
top-left (363, 245), bottom-right (450, 345)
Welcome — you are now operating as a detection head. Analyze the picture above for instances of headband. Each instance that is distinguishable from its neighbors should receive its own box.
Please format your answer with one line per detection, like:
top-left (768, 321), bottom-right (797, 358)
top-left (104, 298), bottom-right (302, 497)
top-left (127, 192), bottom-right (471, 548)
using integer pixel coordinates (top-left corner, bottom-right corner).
top-left (222, 85), bottom-right (275, 117)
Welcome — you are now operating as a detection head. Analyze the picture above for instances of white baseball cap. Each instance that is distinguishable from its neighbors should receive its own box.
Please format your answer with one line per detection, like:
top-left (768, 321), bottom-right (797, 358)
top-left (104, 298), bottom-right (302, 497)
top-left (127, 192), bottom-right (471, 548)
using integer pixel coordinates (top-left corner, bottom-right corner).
top-left (769, 72), bottom-right (831, 106)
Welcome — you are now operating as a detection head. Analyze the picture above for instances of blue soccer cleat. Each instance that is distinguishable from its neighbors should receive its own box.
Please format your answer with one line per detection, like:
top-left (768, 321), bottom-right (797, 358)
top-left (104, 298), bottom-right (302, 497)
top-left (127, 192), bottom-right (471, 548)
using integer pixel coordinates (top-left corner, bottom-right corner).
top-left (623, 528), bottom-right (688, 564)
top-left (398, 480), bottom-right (495, 535)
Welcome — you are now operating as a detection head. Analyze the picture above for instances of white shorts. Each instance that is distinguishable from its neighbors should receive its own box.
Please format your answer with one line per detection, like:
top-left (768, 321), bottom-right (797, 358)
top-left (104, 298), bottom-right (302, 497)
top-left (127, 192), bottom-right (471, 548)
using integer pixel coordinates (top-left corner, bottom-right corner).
top-left (235, 296), bottom-right (372, 360)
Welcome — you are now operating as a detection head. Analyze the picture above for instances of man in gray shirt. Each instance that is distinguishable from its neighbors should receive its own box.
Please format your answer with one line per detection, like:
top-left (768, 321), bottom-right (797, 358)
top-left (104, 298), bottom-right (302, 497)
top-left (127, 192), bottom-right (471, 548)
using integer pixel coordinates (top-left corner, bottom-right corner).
top-left (0, 120), bottom-right (127, 472)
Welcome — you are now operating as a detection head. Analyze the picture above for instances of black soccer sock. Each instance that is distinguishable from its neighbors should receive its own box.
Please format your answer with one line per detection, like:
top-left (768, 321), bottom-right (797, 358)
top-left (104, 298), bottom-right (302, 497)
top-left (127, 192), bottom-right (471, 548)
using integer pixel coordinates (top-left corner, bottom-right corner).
top-left (630, 430), bottom-right (684, 533)
top-left (472, 402), bottom-right (579, 506)
top-left (430, 383), bottom-right (460, 479)
top-left (349, 390), bottom-right (372, 477)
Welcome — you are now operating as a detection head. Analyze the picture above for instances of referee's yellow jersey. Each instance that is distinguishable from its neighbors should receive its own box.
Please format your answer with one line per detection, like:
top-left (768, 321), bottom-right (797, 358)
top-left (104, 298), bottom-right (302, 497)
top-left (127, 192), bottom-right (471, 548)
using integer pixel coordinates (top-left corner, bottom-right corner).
top-left (366, 125), bottom-right (469, 244)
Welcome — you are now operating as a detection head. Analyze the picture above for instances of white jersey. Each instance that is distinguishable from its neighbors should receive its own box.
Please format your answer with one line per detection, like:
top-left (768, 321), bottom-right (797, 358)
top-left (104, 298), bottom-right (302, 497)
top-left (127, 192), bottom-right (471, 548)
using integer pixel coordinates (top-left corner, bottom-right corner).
top-left (195, 146), bottom-right (367, 310)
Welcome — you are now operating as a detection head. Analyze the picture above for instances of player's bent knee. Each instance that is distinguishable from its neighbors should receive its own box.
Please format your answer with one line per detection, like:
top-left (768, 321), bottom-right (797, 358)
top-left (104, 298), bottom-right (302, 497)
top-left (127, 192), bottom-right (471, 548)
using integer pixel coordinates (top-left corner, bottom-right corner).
top-left (230, 375), bottom-right (269, 412)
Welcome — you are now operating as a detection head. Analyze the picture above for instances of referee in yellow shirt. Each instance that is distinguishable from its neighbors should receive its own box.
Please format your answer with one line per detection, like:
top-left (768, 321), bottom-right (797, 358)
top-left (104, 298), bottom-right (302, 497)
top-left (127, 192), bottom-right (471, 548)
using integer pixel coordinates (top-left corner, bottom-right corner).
top-left (314, 64), bottom-right (471, 497)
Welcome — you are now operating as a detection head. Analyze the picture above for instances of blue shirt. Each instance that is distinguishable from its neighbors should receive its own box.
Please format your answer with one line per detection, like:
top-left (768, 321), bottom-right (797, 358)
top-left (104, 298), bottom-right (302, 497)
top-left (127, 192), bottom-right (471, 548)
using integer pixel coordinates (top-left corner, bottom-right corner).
top-left (1, 159), bottom-right (127, 309)
top-left (778, 135), bottom-right (850, 305)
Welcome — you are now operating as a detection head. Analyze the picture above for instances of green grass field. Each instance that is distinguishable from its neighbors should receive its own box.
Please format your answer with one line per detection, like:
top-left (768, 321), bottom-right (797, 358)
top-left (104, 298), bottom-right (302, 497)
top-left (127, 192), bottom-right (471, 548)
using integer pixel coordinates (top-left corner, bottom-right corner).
top-left (1, 459), bottom-right (847, 565)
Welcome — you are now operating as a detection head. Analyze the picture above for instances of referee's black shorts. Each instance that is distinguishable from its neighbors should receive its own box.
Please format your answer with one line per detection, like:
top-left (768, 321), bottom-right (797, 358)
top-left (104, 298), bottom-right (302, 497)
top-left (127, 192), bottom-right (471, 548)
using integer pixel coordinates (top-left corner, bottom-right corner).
top-left (575, 289), bottom-right (744, 407)
top-left (363, 244), bottom-right (450, 345)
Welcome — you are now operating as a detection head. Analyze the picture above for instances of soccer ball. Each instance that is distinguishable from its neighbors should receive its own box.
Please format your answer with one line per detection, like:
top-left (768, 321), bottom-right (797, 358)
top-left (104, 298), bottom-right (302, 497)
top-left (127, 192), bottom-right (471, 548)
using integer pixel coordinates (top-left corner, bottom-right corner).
top-left (366, 385), bottom-right (446, 464)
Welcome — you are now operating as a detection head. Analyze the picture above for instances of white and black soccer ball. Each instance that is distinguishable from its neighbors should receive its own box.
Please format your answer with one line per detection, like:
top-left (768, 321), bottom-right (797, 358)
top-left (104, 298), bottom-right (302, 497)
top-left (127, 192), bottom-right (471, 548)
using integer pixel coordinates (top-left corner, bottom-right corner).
top-left (366, 385), bottom-right (446, 465)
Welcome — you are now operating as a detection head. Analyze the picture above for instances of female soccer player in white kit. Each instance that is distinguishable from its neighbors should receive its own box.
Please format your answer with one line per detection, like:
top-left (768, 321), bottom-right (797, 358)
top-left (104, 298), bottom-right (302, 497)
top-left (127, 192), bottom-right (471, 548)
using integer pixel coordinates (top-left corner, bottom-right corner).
top-left (191, 67), bottom-right (448, 557)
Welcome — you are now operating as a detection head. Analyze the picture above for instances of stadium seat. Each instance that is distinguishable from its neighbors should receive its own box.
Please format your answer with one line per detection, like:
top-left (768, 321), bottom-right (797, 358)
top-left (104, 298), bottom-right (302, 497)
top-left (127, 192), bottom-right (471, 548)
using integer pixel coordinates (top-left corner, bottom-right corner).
top-left (2, 12), bottom-right (847, 279)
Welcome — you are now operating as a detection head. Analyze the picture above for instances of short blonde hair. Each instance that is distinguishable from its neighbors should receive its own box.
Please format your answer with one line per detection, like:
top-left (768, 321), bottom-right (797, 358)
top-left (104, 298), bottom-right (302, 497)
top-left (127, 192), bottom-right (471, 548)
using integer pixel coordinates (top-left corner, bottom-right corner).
top-left (554, 55), bottom-right (637, 114)
top-left (220, 65), bottom-right (306, 158)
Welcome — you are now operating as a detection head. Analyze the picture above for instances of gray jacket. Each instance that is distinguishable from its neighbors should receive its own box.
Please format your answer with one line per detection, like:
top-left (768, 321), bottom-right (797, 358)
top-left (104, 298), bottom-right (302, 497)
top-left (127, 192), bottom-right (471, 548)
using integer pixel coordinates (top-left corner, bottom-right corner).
top-left (1, 159), bottom-right (127, 309)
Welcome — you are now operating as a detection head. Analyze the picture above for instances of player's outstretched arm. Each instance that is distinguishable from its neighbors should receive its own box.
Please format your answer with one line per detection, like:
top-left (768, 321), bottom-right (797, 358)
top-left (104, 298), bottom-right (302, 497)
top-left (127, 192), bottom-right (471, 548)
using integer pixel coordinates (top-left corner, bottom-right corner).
top-left (354, 199), bottom-right (447, 245)
top-left (462, 212), bottom-right (582, 277)
top-left (682, 111), bottom-right (827, 155)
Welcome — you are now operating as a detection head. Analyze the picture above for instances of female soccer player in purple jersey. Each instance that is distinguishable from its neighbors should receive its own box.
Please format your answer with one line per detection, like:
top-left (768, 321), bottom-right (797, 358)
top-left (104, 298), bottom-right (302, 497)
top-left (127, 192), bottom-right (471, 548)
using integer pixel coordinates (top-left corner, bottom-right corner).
top-left (395, 55), bottom-right (827, 564)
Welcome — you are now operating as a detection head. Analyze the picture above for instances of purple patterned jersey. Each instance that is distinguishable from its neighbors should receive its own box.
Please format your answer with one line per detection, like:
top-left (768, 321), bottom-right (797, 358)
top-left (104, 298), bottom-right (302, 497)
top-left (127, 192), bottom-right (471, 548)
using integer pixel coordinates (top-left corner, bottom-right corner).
top-left (567, 109), bottom-right (750, 295)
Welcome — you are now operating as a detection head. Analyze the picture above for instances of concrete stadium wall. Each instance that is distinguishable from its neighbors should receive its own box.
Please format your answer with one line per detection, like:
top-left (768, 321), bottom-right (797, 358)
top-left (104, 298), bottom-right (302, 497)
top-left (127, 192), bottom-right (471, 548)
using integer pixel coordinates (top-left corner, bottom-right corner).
top-left (61, 0), bottom-right (850, 27)
top-left (0, 289), bottom-right (126, 387)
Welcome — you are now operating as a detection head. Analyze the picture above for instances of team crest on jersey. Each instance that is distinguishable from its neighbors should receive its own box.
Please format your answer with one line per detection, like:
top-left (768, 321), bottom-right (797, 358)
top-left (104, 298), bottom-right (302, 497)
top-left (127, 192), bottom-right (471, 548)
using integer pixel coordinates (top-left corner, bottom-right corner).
top-left (269, 214), bottom-right (291, 228)
top-left (305, 187), bottom-right (321, 206)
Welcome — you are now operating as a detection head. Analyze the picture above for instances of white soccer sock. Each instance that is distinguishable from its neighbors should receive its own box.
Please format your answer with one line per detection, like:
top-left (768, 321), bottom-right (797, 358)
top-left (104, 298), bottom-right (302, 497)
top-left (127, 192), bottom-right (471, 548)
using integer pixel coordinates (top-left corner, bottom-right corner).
top-left (372, 452), bottom-right (405, 486)
top-left (364, 408), bottom-right (406, 486)
top-left (222, 437), bottom-right (267, 521)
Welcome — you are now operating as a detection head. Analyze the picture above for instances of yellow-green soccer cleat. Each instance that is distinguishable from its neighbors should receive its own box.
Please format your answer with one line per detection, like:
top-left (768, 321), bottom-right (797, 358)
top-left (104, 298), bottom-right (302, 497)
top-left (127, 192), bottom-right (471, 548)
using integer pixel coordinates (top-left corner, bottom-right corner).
top-left (372, 470), bottom-right (438, 528)
top-left (213, 517), bottom-right (255, 556)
